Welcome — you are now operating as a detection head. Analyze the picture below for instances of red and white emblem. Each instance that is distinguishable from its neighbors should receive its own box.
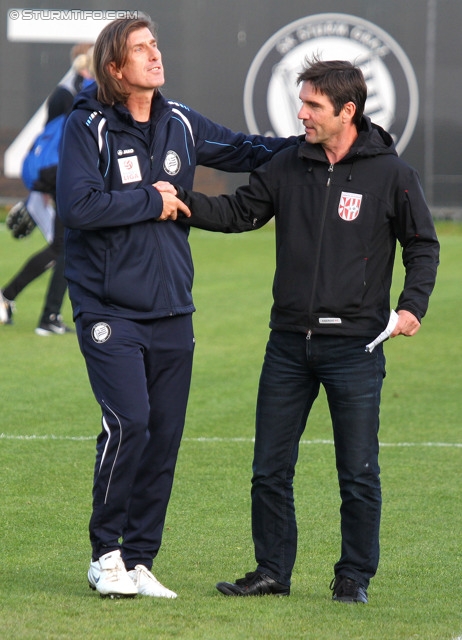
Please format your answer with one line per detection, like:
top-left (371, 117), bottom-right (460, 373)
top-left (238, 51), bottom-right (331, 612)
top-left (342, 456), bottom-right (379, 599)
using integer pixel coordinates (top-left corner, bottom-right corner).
top-left (338, 192), bottom-right (362, 221)
top-left (117, 155), bottom-right (142, 184)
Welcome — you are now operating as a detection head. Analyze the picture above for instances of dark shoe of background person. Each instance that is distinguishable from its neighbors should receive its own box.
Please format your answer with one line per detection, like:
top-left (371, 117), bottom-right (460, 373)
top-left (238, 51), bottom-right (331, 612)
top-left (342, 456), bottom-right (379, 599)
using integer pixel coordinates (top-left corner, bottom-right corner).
top-left (330, 575), bottom-right (368, 603)
top-left (216, 571), bottom-right (290, 596)
top-left (35, 313), bottom-right (75, 336)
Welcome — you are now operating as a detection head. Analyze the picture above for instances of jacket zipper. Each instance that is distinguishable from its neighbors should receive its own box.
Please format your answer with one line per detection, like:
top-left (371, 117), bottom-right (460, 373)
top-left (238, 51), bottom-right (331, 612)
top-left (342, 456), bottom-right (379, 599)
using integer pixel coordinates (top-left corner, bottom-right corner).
top-left (144, 112), bottom-right (175, 314)
top-left (307, 163), bottom-right (334, 341)
top-left (326, 163), bottom-right (334, 186)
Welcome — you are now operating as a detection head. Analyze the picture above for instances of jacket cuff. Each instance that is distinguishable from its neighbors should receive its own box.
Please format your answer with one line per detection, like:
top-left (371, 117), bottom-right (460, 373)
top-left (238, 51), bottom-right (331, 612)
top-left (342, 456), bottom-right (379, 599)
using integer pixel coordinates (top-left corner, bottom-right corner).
top-left (174, 184), bottom-right (187, 201)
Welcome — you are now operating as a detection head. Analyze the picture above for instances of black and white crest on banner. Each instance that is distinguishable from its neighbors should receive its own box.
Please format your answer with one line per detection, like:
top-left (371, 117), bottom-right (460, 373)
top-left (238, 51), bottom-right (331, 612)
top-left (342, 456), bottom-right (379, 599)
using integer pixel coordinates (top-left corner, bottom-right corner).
top-left (243, 13), bottom-right (419, 155)
top-left (91, 322), bottom-right (112, 344)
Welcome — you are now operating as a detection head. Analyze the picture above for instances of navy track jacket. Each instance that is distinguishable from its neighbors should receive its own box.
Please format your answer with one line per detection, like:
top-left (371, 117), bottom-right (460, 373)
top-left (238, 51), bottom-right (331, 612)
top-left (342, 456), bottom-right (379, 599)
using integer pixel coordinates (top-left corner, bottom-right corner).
top-left (57, 86), bottom-right (295, 320)
top-left (179, 118), bottom-right (440, 338)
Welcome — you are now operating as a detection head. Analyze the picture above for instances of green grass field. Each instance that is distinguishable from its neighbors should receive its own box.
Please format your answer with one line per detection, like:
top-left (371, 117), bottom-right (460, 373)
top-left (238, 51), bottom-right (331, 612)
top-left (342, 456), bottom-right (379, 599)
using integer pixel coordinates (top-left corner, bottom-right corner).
top-left (0, 217), bottom-right (460, 639)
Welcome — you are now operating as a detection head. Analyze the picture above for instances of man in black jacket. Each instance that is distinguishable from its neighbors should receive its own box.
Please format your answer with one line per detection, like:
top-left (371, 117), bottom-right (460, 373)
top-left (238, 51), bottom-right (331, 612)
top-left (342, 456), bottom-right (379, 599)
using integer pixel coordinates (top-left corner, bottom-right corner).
top-left (159, 58), bottom-right (439, 603)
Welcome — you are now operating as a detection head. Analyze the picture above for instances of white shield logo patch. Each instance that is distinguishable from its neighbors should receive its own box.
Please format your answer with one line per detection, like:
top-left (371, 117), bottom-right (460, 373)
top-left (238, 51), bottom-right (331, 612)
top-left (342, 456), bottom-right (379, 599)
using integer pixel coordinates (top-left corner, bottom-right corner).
top-left (338, 192), bottom-right (362, 221)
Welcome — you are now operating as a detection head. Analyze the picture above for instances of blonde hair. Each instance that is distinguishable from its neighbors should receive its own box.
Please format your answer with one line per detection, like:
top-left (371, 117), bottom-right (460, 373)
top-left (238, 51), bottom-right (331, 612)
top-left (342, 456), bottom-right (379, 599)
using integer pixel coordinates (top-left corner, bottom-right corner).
top-left (72, 52), bottom-right (91, 75)
top-left (70, 42), bottom-right (93, 61)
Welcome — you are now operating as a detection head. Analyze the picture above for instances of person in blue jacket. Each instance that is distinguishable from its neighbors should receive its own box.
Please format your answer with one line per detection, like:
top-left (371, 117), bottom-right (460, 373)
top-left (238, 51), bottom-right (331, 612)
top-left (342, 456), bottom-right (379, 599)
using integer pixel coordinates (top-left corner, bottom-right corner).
top-left (56, 15), bottom-right (296, 599)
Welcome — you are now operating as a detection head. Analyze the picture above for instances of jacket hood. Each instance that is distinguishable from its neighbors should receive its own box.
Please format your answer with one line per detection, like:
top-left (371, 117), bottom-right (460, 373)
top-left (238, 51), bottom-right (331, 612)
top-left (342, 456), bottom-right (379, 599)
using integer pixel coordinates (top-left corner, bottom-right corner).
top-left (298, 115), bottom-right (397, 164)
top-left (72, 82), bottom-right (102, 113)
top-left (352, 116), bottom-right (397, 158)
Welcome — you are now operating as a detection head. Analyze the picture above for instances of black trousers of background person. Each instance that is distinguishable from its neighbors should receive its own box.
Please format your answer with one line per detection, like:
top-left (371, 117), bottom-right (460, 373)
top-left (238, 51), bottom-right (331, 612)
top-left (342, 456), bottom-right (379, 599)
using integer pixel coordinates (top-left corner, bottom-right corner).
top-left (2, 214), bottom-right (67, 323)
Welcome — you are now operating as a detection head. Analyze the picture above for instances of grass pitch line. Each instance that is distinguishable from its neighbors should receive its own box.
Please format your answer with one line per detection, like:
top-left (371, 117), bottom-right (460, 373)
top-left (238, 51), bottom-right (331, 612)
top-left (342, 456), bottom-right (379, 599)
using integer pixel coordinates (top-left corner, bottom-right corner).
top-left (1, 433), bottom-right (461, 448)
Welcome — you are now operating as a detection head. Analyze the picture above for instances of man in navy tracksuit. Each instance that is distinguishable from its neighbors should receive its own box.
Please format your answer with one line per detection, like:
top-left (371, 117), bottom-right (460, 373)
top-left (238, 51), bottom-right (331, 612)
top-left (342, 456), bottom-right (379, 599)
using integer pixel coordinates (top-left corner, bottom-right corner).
top-left (56, 16), bottom-right (296, 599)
top-left (167, 59), bottom-right (440, 602)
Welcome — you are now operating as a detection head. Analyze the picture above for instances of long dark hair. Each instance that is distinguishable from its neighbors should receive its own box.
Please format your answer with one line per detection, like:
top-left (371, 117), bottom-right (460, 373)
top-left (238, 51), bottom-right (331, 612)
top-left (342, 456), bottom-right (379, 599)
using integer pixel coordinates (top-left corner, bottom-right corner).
top-left (93, 15), bottom-right (157, 105)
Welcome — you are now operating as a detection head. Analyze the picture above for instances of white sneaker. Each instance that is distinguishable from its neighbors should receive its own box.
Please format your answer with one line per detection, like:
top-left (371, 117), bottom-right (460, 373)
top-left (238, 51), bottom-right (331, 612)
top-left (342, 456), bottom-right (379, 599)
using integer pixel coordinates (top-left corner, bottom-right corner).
top-left (88, 550), bottom-right (138, 598)
top-left (128, 564), bottom-right (177, 598)
top-left (0, 291), bottom-right (13, 325)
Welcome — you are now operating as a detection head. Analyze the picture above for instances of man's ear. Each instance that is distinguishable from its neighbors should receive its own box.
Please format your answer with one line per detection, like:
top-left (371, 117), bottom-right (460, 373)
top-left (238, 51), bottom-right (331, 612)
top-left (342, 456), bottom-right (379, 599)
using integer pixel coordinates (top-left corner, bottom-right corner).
top-left (342, 101), bottom-right (357, 124)
top-left (107, 61), bottom-right (122, 80)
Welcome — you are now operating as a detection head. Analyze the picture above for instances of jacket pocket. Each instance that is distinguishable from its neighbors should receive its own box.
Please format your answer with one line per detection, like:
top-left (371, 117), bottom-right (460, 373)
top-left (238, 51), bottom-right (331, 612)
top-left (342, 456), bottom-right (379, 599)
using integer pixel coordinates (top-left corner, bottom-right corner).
top-left (316, 256), bottom-right (368, 314)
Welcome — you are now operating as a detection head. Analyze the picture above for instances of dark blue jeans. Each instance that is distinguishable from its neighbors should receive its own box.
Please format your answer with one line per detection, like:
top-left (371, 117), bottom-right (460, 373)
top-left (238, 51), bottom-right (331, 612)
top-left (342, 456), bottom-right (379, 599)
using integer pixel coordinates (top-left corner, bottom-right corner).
top-left (252, 330), bottom-right (385, 588)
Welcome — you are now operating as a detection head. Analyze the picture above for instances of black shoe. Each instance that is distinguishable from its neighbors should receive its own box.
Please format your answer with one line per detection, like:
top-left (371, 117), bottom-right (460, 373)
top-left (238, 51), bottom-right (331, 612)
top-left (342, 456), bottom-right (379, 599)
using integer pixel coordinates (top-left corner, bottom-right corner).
top-left (216, 571), bottom-right (290, 597)
top-left (35, 314), bottom-right (75, 336)
top-left (330, 575), bottom-right (368, 603)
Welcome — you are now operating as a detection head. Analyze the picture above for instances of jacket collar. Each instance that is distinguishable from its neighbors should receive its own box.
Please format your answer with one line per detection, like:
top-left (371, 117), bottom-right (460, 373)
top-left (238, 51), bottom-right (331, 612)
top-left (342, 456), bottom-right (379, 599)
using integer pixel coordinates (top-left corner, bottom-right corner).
top-left (73, 85), bottom-right (171, 131)
top-left (297, 115), bottom-right (397, 164)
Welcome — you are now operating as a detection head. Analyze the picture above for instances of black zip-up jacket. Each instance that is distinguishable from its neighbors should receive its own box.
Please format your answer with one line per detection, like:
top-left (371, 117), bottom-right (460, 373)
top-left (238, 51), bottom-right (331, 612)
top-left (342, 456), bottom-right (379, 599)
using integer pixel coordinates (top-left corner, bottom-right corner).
top-left (179, 117), bottom-right (439, 338)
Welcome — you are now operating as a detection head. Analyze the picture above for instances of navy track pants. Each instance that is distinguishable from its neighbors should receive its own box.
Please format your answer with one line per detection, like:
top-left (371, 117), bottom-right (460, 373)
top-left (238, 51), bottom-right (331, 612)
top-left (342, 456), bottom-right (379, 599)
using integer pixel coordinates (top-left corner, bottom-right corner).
top-left (76, 312), bottom-right (195, 570)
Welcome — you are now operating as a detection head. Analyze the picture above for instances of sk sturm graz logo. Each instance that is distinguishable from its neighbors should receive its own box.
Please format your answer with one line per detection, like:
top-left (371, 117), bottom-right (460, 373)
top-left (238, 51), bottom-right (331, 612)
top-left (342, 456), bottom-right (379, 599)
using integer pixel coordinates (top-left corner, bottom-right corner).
top-left (91, 322), bottom-right (112, 344)
top-left (244, 13), bottom-right (419, 154)
top-left (163, 150), bottom-right (181, 176)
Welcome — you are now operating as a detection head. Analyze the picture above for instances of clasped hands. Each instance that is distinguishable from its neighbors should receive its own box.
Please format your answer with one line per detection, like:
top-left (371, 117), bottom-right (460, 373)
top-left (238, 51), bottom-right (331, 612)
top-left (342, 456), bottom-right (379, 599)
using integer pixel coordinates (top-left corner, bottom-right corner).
top-left (153, 181), bottom-right (191, 221)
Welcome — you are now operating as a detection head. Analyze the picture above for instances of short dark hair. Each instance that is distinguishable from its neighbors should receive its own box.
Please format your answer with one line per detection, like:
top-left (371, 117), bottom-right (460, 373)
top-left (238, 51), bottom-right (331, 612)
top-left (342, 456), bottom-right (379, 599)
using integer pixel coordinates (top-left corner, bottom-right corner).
top-left (297, 57), bottom-right (367, 128)
top-left (93, 15), bottom-right (157, 105)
